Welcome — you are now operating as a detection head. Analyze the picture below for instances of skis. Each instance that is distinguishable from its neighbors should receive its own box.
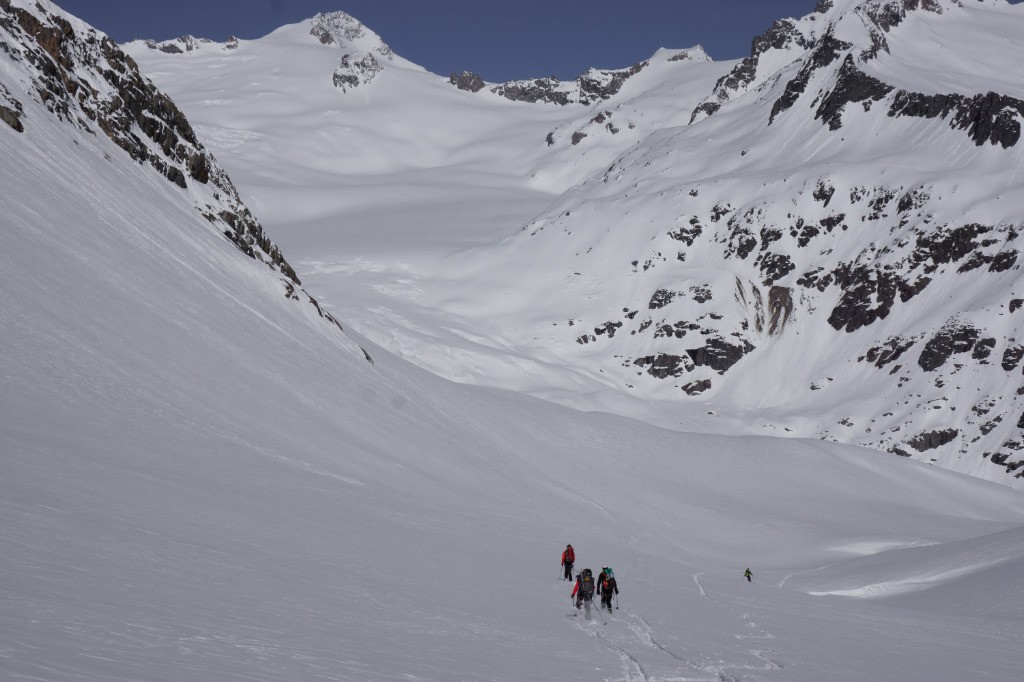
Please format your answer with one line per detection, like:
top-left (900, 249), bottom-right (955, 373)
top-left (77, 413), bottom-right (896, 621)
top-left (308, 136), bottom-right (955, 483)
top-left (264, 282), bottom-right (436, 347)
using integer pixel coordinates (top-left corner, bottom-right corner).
top-left (571, 599), bottom-right (605, 624)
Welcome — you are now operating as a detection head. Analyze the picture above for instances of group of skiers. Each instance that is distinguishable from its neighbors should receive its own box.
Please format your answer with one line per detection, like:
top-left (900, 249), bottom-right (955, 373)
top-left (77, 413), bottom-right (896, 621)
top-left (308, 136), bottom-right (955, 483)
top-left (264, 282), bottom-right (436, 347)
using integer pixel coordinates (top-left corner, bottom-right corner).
top-left (560, 544), bottom-right (755, 615)
top-left (561, 544), bottom-right (619, 612)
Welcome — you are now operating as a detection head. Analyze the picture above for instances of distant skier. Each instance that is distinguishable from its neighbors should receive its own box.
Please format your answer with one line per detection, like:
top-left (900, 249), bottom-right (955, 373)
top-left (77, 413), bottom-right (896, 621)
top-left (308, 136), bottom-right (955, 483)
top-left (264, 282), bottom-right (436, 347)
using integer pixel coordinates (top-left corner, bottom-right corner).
top-left (744, 568), bottom-right (753, 583)
top-left (572, 567), bottom-right (596, 608)
top-left (597, 567), bottom-right (618, 611)
top-left (561, 544), bottom-right (575, 581)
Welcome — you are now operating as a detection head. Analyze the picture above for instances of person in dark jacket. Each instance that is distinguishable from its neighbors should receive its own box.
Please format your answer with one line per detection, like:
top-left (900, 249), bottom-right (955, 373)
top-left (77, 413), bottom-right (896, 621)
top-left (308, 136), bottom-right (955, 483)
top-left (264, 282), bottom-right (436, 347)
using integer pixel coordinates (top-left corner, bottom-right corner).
top-left (561, 544), bottom-right (575, 581)
top-left (744, 568), bottom-right (752, 583)
top-left (597, 566), bottom-right (618, 611)
top-left (571, 568), bottom-right (596, 608)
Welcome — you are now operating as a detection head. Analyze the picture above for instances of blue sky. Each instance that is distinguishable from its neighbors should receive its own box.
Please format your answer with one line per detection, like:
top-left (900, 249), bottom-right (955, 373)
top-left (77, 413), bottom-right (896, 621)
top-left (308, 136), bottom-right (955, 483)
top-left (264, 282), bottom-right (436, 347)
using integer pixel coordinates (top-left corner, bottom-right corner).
top-left (56, 0), bottom-right (833, 81)
top-left (55, 0), bottom-right (1022, 82)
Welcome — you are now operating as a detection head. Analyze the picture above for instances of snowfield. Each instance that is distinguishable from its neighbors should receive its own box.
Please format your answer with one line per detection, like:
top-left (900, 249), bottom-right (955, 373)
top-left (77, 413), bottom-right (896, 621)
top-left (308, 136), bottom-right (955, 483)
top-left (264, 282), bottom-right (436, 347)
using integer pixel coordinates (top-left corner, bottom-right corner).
top-left (128, 1), bottom-right (1024, 487)
top-left (2, 1), bottom-right (1024, 680)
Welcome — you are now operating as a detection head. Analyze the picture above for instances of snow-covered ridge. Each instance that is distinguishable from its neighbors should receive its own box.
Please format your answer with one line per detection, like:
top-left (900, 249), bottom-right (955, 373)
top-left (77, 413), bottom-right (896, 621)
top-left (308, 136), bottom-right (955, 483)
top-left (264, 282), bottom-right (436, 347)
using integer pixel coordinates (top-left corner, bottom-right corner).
top-left (487, 60), bottom-right (651, 106)
top-left (140, 34), bottom-right (239, 54)
top-left (135, 11), bottom-right (402, 93)
top-left (364, 0), bottom-right (1024, 486)
top-left (454, 47), bottom-right (713, 106)
top-left (694, 0), bottom-right (1024, 140)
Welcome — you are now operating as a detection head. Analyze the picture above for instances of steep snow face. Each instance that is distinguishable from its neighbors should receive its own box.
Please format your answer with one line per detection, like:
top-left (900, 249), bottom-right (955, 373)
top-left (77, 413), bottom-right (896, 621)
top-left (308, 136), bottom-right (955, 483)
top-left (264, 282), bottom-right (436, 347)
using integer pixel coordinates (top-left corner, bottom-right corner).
top-left (7, 4), bottom-right (1024, 681)
top-left (0, 0), bottom-right (302, 286)
top-left (266, 0), bottom-right (1024, 487)
top-left (478, 0), bottom-right (1024, 484)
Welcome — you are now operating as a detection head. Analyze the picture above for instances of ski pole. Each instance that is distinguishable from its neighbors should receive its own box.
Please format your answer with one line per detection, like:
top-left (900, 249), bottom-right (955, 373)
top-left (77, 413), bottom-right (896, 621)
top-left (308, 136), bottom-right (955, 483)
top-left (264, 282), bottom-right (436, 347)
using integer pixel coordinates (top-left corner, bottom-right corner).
top-left (615, 595), bottom-right (619, 610)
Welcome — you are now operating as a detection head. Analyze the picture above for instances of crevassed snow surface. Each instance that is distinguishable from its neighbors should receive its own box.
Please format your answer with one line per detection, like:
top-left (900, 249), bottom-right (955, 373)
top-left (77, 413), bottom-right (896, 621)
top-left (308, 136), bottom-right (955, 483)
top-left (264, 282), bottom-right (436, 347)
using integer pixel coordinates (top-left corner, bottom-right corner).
top-left (2, 4), bottom-right (1024, 681)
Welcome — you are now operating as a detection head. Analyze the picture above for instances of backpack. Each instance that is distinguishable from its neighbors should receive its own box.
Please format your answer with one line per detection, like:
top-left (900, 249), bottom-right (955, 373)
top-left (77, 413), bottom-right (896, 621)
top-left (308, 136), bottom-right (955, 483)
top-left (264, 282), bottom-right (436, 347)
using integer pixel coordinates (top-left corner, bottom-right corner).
top-left (565, 546), bottom-right (575, 563)
top-left (603, 567), bottom-right (614, 579)
top-left (579, 569), bottom-right (594, 598)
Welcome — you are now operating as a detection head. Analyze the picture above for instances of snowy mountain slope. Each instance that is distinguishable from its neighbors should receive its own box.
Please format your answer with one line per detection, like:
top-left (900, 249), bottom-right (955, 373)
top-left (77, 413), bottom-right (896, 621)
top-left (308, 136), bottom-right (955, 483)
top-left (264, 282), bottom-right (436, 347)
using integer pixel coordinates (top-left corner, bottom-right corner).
top-left (6, 2), bottom-right (1024, 680)
top-left (125, 15), bottom-right (733, 256)
top-left (260, 0), bottom-right (1024, 487)
top-left (0, 0), bottom-right (308, 289)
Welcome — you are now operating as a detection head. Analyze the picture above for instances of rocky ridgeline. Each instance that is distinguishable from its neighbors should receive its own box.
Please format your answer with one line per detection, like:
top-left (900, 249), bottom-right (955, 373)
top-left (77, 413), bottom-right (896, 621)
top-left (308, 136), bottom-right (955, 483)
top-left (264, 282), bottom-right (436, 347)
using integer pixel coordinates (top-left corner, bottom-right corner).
top-left (309, 11), bottom-right (393, 93)
top-left (0, 0), bottom-right (362, 342)
top-left (695, 0), bottom-right (1024, 148)
top-left (449, 60), bottom-right (649, 106)
top-left (142, 35), bottom-right (239, 54)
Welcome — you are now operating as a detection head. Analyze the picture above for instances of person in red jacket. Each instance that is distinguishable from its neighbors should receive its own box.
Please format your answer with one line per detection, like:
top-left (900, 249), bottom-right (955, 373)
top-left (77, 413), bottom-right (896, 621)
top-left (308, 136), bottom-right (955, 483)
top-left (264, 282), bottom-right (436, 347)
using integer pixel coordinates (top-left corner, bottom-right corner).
top-left (561, 544), bottom-right (575, 581)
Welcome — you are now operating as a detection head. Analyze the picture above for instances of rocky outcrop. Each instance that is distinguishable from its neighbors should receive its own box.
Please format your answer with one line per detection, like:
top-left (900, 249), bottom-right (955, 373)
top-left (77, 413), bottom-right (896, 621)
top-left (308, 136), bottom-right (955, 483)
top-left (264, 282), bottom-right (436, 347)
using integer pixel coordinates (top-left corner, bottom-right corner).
top-left (918, 322), bottom-right (981, 371)
top-left (310, 11), bottom-right (380, 48)
top-left (0, 81), bottom-right (23, 131)
top-left (490, 76), bottom-right (571, 106)
top-left (682, 379), bottom-right (712, 395)
top-left (770, 33), bottom-right (853, 125)
top-left (143, 35), bottom-right (214, 53)
top-left (577, 61), bottom-right (647, 104)
top-left (889, 91), bottom-right (1024, 148)
top-left (907, 428), bottom-right (959, 452)
top-left (687, 337), bottom-right (755, 374)
top-left (449, 71), bottom-right (485, 92)
top-left (691, 18), bottom-right (811, 123)
top-left (138, 34), bottom-right (239, 53)
top-left (649, 289), bottom-right (678, 310)
top-left (634, 353), bottom-right (693, 379)
top-left (815, 55), bottom-right (894, 130)
top-left (333, 52), bottom-right (383, 91)
top-left (488, 60), bottom-right (648, 106)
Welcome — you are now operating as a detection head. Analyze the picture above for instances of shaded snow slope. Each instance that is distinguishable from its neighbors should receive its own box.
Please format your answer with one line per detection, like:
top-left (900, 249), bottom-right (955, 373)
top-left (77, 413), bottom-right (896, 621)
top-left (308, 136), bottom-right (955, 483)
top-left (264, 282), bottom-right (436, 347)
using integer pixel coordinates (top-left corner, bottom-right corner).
top-left (5, 3), bottom-right (1024, 680)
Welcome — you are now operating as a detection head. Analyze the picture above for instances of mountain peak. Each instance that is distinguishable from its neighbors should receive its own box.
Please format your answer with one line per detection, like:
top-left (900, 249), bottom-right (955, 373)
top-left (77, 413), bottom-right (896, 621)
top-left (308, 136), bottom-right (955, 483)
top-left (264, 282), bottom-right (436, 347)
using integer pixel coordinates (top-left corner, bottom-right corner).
top-left (307, 11), bottom-right (394, 92)
top-left (309, 10), bottom-right (392, 59)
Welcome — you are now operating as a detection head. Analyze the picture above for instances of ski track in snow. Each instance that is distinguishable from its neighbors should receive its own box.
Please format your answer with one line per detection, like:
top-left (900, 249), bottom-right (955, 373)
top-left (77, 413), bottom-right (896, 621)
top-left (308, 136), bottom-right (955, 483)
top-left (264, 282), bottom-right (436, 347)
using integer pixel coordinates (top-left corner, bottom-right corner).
top-left (562, 574), bottom-right (786, 682)
top-left (692, 574), bottom-right (785, 676)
